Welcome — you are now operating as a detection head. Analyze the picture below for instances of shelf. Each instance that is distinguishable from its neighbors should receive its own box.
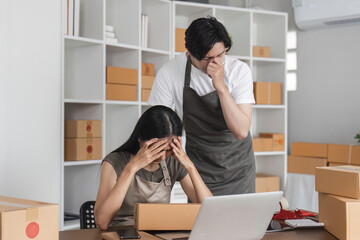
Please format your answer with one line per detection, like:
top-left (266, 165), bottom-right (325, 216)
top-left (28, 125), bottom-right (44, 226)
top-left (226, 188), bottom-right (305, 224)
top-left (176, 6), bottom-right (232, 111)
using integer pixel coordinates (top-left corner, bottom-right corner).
top-left (253, 57), bottom-right (285, 62)
top-left (64, 160), bottom-right (102, 167)
top-left (64, 99), bottom-right (103, 104)
top-left (63, 219), bottom-right (80, 231)
top-left (253, 105), bottom-right (286, 109)
top-left (254, 151), bottom-right (285, 156)
top-left (105, 42), bottom-right (139, 50)
top-left (64, 36), bottom-right (103, 48)
top-left (141, 47), bottom-right (170, 55)
top-left (105, 100), bottom-right (140, 106)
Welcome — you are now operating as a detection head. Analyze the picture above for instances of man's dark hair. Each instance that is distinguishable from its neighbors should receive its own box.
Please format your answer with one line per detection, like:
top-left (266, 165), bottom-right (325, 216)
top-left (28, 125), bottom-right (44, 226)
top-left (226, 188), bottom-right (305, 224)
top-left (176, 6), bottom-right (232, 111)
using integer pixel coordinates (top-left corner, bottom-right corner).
top-left (185, 16), bottom-right (232, 61)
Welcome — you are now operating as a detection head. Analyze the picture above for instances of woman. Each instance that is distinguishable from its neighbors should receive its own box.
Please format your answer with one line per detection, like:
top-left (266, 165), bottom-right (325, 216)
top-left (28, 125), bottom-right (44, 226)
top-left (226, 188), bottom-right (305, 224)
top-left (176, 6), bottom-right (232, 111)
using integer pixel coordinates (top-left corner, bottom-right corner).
top-left (94, 105), bottom-right (212, 230)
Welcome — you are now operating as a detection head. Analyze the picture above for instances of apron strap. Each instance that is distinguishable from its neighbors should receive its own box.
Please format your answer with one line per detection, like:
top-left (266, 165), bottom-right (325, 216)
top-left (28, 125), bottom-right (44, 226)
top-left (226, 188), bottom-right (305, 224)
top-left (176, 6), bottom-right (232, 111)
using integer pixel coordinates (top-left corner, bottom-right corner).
top-left (184, 55), bottom-right (192, 88)
top-left (160, 160), bottom-right (172, 186)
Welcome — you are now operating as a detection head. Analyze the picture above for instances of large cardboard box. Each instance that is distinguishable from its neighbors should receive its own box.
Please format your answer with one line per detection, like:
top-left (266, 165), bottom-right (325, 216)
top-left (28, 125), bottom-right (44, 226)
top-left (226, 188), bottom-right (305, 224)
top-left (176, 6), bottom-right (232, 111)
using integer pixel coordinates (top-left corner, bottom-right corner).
top-left (255, 173), bottom-right (280, 193)
top-left (135, 203), bottom-right (201, 231)
top-left (106, 84), bottom-right (137, 101)
top-left (0, 195), bottom-right (59, 240)
top-left (106, 66), bottom-right (138, 85)
top-left (252, 138), bottom-right (272, 152)
top-left (287, 155), bottom-right (327, 175)
top-left (253, 46), bottom-right (270, 58)
top-left (141, 75), bottom-right (155, 89)
top-left (65, 120), bottom-right (102, 138)
top-left (141, 89), bottom-right (151, 102)
top-left (328, 144), bottom-right (352, 164)
top-left (315, 165), bottom-right (360, 199)
top-left (319, 193), bottom-right (360, 240)
top-left (253, 82), bottom-right (281, 105)
top-left (65, 138), bottom-right (102, 161)
top-left (175, 28), bottom-right (186, 52)
top-left (291, 142), bottom-right (328, 158)
top-left (259, 133), bottom-right (284, 151)
top-left (141, 62), bottom-right (155, 76)
top-left (350, 145), bottom-right (360, 165)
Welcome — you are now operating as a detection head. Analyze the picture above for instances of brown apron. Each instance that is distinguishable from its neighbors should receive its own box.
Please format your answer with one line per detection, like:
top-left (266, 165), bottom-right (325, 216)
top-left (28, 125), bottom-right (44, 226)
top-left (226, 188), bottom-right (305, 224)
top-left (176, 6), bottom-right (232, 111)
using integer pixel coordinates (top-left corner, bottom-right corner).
top-left (111, 160), bottom-right (172, 226)
top-left (183, 56), bottom-right (255, 196)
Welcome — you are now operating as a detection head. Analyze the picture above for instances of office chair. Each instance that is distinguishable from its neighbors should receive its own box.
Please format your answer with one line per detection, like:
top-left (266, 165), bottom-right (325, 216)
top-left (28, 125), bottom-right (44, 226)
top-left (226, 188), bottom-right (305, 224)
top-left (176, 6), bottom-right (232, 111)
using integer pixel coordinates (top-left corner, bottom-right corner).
top-left (79, 201), bottom-right (97, 229)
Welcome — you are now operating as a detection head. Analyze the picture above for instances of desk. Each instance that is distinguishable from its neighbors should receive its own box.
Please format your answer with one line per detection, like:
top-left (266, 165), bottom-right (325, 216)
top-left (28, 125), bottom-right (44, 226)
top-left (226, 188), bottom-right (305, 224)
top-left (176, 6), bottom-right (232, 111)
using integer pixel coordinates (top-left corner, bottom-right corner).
top-left (59, 228), bottom-right (338, 240)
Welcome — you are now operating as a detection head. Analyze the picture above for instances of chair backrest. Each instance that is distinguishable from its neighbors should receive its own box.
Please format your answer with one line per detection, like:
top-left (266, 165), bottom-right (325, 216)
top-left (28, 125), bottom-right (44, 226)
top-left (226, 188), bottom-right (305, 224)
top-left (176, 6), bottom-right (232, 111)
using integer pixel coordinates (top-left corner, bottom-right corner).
top-left (79, 201), bottom-right (97, 229)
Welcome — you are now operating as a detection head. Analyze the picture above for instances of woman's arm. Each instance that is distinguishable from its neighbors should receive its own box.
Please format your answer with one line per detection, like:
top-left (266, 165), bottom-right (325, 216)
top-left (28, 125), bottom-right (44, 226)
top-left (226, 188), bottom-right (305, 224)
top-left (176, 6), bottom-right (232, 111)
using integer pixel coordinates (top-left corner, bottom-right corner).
top-left (171, 137), bottom-right (213, 203)
top-left (95, 138), bottom-right (169, 230)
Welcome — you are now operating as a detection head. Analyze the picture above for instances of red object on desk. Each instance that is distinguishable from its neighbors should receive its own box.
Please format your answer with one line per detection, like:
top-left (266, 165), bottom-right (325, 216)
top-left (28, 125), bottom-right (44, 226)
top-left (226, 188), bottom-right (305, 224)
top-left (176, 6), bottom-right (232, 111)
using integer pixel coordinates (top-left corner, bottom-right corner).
top-left (272, 202), bottom-right (304, 220)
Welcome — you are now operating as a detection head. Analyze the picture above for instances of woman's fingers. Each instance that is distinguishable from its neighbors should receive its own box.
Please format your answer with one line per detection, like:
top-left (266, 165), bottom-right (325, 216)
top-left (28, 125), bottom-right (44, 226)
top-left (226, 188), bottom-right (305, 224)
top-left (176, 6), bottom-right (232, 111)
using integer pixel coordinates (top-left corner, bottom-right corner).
top-left (148, 139), bottom-right (168, 153)
top-left (143, 138), bottom-right (158, 149)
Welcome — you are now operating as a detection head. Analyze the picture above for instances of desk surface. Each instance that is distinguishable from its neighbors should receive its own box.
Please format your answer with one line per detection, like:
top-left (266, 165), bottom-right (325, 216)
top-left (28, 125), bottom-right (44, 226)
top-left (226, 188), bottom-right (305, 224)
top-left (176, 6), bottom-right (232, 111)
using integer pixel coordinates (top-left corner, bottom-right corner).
top-left (59, 227), bottom-right (337, 240)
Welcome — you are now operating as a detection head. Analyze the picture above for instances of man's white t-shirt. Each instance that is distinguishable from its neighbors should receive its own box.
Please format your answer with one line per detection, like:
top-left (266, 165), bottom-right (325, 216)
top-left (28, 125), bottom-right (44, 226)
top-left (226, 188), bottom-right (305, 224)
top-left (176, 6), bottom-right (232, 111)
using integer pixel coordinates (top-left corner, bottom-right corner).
top-left (148, 52), bottom-right (255, 118)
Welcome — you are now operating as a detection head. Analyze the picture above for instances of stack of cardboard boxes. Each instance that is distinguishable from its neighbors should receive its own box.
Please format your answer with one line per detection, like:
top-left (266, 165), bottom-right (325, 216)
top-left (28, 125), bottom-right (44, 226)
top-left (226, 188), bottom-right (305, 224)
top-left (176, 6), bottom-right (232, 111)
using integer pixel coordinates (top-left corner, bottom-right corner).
top-left (65, 120), bottom-right (102, 161)
top-left (141, 62), bottom-right (155, 102)
top-left (315, 165), bottom-right (360, 240)
top-left (252, 133), bottom-right (285, 152)
top-left (106, 66), bottom-right (138, 101)
top-left (288, 142), bottom-right (328, 175)
top-left (253, 82), bottom-right (282, 105)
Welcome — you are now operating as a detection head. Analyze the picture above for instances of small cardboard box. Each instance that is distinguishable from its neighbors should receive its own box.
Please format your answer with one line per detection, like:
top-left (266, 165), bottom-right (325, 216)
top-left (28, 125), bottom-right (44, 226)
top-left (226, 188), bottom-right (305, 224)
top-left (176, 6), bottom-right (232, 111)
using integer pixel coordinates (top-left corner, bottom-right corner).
top-left (141, 62), bottom-right (155, 76)
top-left (315, 165), bottom-right (360, 199)
top-left (259, 133), bottom-right (285, 151)
top-left (255, 173), bottom-right (280, 193)
top-left (65, 120), bottom-right (102, 138)
top-left (328, 144), bottom-right (352, 164)
top-left (253, 46), bottom-right (271, 58)
top-left (287, 155), bottom-right (327, 175)
top-left (350, 145), bottom-right (360, 165)
top-left (0, 195), bottom-right (59, 240)
top-left (253, 82), bottom-right (282, 105)
top-left (291, 142), bottom-right (328, 158)
top-left (65, 138), bottom-right (102, 161)
top-left (141, 89), bottom-right (151, 102)
top-left (175, 28), bottom-right (186, 52)
top-left (106, 66), bottom-right (138, 85)
top-left (141, 75), bottom-right (155, 89)
top-left (252, 138), bottom-right (272, 152)
top-left (319, 193), bottom-right (360, 240)
top-left (106, 84), bottom-right (137, 101)
top-left (135, 203), bottom-right (201, 231)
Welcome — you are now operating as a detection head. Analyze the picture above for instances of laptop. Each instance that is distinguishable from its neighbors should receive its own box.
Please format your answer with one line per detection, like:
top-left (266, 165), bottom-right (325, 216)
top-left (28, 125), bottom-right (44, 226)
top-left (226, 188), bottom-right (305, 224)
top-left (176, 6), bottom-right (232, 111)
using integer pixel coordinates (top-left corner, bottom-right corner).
top-left (156, 191), bottom-right (283, 240)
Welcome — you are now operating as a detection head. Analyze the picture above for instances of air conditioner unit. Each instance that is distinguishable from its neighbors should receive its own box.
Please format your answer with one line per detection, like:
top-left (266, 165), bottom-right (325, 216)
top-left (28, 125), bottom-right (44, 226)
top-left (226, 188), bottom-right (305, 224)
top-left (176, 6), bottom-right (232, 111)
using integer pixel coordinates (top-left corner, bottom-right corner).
top-left (292, 0), bottom-right (360, 30)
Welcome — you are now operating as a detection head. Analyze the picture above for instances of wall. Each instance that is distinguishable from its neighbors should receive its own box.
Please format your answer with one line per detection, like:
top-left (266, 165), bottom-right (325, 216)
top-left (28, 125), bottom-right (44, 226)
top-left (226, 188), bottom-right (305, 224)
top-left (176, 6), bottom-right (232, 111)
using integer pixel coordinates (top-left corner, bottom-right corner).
top-left (0, 0), bottom-right (61, 204)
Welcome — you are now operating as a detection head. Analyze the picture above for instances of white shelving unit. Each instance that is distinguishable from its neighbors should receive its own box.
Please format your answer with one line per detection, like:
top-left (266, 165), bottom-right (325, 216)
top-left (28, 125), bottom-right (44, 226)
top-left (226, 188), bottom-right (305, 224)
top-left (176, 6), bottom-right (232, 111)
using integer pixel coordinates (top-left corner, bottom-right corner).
top-left (61, 0), bottom-right (287, 230)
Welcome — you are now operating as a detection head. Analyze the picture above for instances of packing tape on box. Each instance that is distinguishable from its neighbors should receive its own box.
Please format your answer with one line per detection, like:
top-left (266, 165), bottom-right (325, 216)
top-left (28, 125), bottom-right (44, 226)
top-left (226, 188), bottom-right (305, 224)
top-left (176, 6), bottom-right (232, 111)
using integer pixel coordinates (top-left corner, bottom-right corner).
top-left (26, 208), bottom-right (39, 221)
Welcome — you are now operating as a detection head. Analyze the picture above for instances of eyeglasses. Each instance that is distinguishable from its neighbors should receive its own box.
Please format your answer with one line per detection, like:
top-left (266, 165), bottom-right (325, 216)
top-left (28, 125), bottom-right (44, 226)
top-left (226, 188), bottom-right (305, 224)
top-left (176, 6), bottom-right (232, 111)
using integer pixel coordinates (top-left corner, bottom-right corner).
top-left (201, 49), bottom-right (226, 61)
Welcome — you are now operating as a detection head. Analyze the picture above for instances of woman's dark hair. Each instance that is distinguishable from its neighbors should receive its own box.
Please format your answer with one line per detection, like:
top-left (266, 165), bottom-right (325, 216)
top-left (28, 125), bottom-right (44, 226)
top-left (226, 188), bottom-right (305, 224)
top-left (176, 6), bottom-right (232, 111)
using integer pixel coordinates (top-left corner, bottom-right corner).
top-left (112, 105), bottom-right (183, 155)
top-left (185, 16), bottom-right (232, 61)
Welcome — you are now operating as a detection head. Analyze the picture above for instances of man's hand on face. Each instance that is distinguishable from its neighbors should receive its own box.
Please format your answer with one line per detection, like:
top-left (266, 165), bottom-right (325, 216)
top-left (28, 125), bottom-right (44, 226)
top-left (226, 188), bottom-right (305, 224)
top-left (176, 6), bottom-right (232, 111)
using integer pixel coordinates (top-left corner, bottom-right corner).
top-left (206, 57), bottom-right (227, 93)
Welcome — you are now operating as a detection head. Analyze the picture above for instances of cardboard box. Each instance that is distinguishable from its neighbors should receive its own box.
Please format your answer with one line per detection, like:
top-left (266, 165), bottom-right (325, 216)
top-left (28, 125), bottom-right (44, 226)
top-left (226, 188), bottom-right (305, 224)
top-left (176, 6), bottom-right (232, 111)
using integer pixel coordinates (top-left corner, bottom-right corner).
top-left (253, 82), bottom-right (282, 105)
top-left (252, 138), bottom-right (272, 152)
top-left (65, 120), bottom-right (102, 138)
top-left (141, 75), bottom-right (155, 89)
top-left (291, 142), bottom-right (328, 158)
top-left (350, 145), bottom-right (360, 165)
top-left (287, 155), bottom-right (327, 175)
top-left (175, 28), bottom-right (186, 52)
top-left (0, 195), bottom-right (59, 240)
top-left (319, 193), bottom-right (360, 240)
top-left (135, 203), bottom-right (201, 231)
top-left (259, 133), bottom-right (284, 151)
top-left (106, 84), bottom-right (137, 101)
top-left (328, 144), bottom-right (352, 164)
top-left (106, 66), bottom-right (138, 85)
top-left (253, 46), bottom-right (270, 58)
top-left (328, 162), bottom-right (347, 166)
top-left (65, 138), bottom-right (102, 161)
top-left (315, 165), bottom-right (360, 199)
top-left (255, 173), bottom-right (280, 193)
top-left (141, 89), bottom-right (151, 102)
top-left (141, 62), bottom-right (155, 76)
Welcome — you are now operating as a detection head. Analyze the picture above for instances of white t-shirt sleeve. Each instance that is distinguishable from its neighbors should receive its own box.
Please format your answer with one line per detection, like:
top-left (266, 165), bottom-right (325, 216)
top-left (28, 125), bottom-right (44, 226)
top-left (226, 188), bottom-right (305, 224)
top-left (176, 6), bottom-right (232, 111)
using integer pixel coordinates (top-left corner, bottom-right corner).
top-left (229, 61), bottom-right (255, 104)
top-left (147, 65), bottom-right (175, 109)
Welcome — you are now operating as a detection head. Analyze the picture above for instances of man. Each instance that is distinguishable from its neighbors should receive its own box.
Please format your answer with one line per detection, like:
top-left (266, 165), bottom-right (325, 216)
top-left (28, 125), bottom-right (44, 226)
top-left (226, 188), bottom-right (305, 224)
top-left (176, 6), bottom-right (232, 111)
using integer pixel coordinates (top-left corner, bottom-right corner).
top-left (148, 16), bottom-right (255, 196)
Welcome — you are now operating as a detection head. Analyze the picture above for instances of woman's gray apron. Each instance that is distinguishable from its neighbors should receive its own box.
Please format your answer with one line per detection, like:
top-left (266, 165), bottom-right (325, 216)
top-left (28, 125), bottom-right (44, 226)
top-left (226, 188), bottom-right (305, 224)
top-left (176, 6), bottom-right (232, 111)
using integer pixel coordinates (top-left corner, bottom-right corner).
top-left (111, 160), bottom-right (172, 226)
top-left (183, 56), bottom-right (255, 196)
